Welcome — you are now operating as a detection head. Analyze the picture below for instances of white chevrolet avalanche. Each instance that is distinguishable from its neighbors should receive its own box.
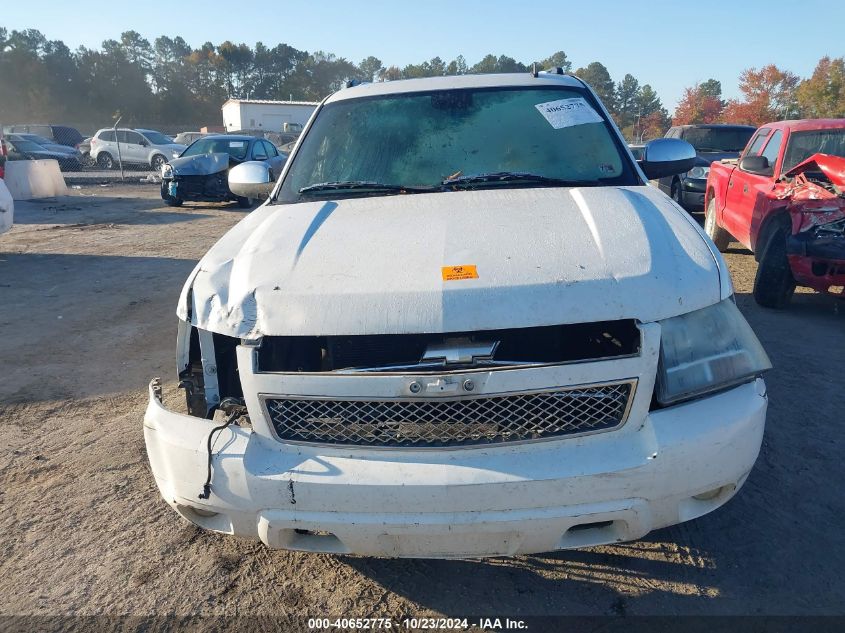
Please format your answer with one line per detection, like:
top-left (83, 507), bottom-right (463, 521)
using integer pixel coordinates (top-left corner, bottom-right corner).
top-left (144, 72), bottom-right (771, 558)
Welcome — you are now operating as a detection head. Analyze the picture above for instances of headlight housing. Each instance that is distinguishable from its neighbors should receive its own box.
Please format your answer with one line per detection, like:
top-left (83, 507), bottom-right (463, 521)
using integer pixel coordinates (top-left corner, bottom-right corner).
top-left (656, 298), bottom-right (771, 405)
top-left (686, 165), bottom-right (709, 179)
top-left (162, 164), bottom-right (173, 178)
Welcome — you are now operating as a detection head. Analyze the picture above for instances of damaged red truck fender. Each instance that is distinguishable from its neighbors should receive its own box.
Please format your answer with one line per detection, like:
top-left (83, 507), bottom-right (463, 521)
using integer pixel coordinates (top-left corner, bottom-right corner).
top-left (703, 119), bottom-right (845, 308)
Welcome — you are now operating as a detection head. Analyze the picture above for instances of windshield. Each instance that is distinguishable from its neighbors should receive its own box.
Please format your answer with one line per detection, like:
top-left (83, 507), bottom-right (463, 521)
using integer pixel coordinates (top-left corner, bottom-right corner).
top-left (22, 134), bottom-right (53, 145)
top-left (140, 130), bottom-right (173, 145)
top-left (181, 138), bottom-right (249, 160)
top-left (782, 129), bottom-right (845, 173)
top-left (682, 127), bottom-right (755, 152)
top-left (278, 86), bottom-right (634, 203)
top-left (10, 139), bottom-right (44, 152)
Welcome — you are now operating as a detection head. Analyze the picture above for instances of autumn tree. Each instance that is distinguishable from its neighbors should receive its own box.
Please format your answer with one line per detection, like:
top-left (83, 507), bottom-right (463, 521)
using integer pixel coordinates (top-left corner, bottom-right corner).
top-left (673, 82), bottom-right (724, 125)
top-left (796, 56), bottom-right (845, 118)
top-left (721, 64), bottom-right (799, 125)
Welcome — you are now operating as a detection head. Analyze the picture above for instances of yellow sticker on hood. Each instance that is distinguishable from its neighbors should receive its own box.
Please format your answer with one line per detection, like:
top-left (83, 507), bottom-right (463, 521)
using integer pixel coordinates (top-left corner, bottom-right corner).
top-left (442, 265), bottom-right (478, 281)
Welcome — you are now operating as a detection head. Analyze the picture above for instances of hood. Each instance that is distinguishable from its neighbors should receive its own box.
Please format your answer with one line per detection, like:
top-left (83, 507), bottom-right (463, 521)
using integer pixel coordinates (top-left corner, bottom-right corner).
top-left (180, 186), bottom-right (723, 337)
top-left (783, 152), bottom-right (845, 186)
top-left (696, 150), bottom-right (740, 167)
top-left (168, 152), bottom-right (229, 176)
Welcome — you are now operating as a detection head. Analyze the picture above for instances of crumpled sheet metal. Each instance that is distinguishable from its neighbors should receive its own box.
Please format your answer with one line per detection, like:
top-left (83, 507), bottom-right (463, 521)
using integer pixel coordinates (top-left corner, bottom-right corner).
top-left (168, 152), bottom-right (229, 176)
top-left (770, 153), bottom-right (845, 234)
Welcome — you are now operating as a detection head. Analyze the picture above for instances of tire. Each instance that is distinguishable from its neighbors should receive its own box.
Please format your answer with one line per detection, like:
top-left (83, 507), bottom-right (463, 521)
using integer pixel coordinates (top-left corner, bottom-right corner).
top-left (97, 152), bottom-right (114, 169)
top-left (671, 180), bottom-right (685, 208)
top-left (151, 154), bottom-right (167, 172)
top-left (236, 196), bottom-right (253, 209)
top-left (753, 226), bottom-right (796, 309)
top-left (704, 197), bottom-right (731, 252)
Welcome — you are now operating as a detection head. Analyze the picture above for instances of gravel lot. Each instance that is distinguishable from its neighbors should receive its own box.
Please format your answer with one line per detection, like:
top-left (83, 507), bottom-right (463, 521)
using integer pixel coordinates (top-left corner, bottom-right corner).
top-left (1, 185), bottom-right (843, 619)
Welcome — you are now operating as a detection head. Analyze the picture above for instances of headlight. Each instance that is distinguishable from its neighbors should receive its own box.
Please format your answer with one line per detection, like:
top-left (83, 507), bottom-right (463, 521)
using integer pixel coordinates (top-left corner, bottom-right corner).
top-left (656, 298), bottom-right (771, 405)
top-left (162, 164), bottom-right (173, 178)
top-left (686, 166), bottom-right (709, 179)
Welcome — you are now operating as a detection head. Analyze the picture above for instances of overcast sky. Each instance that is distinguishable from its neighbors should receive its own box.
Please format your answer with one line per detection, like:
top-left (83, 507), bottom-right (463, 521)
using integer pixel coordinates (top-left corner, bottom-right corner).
top-left (4, 0), bottom-right (842, 111)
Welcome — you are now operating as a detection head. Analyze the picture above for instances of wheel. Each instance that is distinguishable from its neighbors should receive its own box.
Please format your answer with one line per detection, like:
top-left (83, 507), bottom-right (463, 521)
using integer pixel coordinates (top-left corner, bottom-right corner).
top-left (97, 152), bottom-right (114, 169)
top-left (151, 154), bottom-right (167, 172)
top-left (671, 180), bottom-right (685, 208)
top-left (704, 197), bottom-right (731, 252)
top-left (753, 225), bottom-right (796, 309)
top-left (236, 196), bottom-right (253, 209)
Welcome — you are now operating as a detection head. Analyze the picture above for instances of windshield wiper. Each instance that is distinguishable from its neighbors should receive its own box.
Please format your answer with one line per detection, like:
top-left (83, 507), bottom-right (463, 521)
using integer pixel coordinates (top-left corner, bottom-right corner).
top-left (442, 172), bottom-right (603, 188)
top-left (299, 181), bottom-right (437, 196)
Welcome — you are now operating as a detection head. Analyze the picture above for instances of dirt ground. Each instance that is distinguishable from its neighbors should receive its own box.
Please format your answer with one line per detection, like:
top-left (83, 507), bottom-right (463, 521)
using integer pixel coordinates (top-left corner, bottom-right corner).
top-left (1, 185), bottom-right (843, 619)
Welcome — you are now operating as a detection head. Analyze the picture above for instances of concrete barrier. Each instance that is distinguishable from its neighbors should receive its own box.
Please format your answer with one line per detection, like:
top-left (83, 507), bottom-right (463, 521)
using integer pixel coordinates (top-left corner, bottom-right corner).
top-left (4, 160), bottom-right (68, 200)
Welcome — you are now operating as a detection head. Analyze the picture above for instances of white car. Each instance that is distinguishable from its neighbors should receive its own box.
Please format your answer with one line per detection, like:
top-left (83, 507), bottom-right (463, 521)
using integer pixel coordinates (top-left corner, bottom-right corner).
top-left (144, 72), bottom-right (771, 558)
top-left (0, 177), bottom-right (13, 235)
top-left (90, 128), bottom-right (185, 171)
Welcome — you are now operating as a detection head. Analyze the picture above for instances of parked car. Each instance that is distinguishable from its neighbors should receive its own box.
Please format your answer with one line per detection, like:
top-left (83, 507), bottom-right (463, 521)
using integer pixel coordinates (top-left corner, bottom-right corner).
top-left (6, 135), bottom-right (82, 171)
top-left (78, 137), bottom-right (95, 167)
top-left (628, 143), bottom-right (646, 161)
top-left (173, 131), bottom-right (208, 146)
top-left (2, 124), bottom-right (84, 149)
top-left (89, 128), bottom-right (186, 171)
top-left (14, 133), bottom-right (83, 164)
top-left (230, 129), bottom-right (294, 149)
top-left (160, 135), bottom-right (286, 208)
top-left (705, 118), bottom-right (845, 308)
top-left (144, 72), bottom-right (771, 559)
top-left (657, 124), bottom-right (756, 210)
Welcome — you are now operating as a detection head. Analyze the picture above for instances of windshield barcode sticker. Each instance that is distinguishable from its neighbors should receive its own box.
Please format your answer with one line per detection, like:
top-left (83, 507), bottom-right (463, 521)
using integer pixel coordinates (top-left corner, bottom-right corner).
top-left (535, 97), bottom-right (603, 129)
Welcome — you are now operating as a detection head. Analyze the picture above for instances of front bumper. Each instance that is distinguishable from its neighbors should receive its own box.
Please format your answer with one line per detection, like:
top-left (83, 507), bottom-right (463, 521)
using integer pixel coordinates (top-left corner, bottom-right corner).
top-left (144, 373), bottom-right (767, 558)
top-left (680, 178), bottom-right (707, 209)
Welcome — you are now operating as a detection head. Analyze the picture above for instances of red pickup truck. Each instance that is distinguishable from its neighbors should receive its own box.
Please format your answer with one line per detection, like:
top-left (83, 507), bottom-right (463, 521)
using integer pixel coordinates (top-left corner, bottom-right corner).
top-left (704, 119), bottom-right (845, 308)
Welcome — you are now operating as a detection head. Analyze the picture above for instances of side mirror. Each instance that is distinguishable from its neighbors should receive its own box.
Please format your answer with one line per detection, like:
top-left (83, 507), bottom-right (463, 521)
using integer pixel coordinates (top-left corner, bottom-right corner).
top-left (638, 138), bottom-right (697, 179)
top-left (229, 161), bottom-right (275, 200)
top-left (139, 140), bottom-right (149, 147)
top-left (739, 155), bottom-right (772, 176)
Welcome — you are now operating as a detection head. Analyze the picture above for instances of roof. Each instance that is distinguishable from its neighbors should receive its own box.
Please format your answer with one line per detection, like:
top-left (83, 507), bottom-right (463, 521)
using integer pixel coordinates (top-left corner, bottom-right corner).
top-left (674, 123), bottom-right (756, 129)
top-left (202, 134), bottom-right (255, 141)
top-left (325, 73), bottom-right (585, 104)
top-left (763, 118), bottom-right (845, 132)
top-left (223, 99), bottom-right (320, 107)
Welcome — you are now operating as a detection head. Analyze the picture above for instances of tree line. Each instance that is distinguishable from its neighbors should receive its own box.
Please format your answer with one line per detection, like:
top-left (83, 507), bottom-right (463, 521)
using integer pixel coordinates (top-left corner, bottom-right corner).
top-left (0, 27), bottom-right (670, 138)
top-left (674, 57), bottom-right (845, 127)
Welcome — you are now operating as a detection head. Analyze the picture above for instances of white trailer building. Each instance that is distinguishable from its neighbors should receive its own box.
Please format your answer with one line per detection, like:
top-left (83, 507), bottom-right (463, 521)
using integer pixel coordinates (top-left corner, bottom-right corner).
top-left (221, 99), bottom-right (319, 133)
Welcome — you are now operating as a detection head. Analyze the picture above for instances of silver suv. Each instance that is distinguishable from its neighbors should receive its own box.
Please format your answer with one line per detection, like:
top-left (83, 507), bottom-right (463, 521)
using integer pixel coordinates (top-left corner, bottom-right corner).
top-left (90, 128), bottom-right (186, 171)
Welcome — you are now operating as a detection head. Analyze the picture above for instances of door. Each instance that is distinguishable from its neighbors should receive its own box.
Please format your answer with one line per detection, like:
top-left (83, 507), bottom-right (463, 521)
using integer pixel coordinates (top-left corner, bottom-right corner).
top-left (722, 128), bottom-right (773, 248)
top-left (117, 130), bottom-right (146, 164)
top-left (261, 140), bottom-right (286, 175)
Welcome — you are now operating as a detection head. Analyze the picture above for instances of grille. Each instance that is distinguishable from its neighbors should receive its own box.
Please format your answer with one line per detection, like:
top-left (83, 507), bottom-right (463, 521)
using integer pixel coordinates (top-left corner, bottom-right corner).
top-left (264, 381), bottom-right (634, 448)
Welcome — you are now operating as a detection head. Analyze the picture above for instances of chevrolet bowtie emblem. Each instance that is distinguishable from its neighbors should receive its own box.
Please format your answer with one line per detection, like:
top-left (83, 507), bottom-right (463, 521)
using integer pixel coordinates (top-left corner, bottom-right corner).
top-left (421, 338), bottom-right (499, 365)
